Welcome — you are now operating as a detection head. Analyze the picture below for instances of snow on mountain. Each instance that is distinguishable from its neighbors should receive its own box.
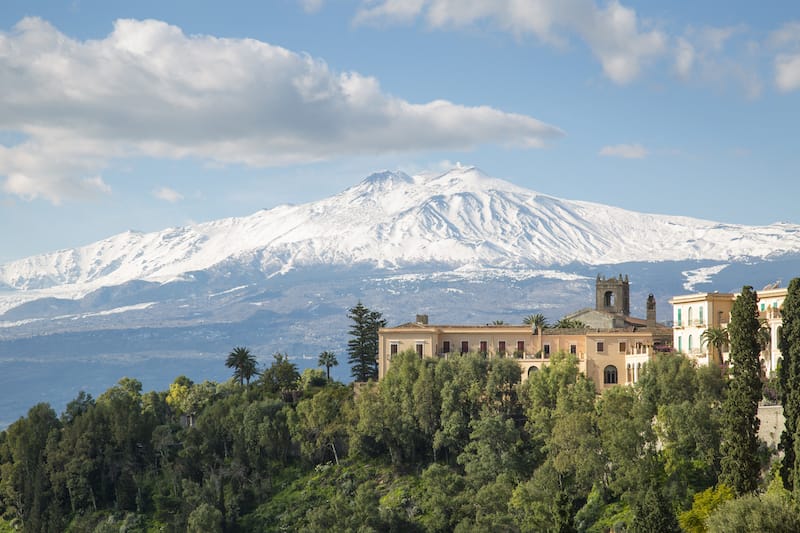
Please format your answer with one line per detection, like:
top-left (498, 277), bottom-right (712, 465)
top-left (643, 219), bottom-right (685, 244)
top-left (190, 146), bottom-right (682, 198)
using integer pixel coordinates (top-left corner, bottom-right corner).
top-left (2, 166), bottom-right (800, 302)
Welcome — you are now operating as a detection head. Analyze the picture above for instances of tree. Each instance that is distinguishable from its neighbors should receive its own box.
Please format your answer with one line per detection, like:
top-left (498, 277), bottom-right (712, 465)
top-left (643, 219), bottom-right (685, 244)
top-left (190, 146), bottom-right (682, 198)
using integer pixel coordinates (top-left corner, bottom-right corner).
top-left (347, 302), bottom-right (386, 382)
top-left (554, 318), bottom-right (586, 329)
top-left (719, 286), bottom-right (763, 495)
top-left (225, 346), bottom-right (258, 386)
top-left (260, 353), bottom-right (301, 395)
top-left (318, 351), bottom-right (338, 381)
top-left (701, 327), bottom-right (729, 366)
top-left (290, 385), bottom-right (352, 465)
top-left (779, 278), bottom-right (800, 490)
top-left (523, 313), bottom-right (548, 333)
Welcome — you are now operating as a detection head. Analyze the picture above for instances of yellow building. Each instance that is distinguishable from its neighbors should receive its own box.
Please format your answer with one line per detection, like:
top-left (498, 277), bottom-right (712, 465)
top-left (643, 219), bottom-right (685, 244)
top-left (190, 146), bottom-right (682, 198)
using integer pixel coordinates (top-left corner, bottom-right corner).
top-left (669, 284), bottom-right (787, 374)
top-left (378, 275), bottom-right (672, 390)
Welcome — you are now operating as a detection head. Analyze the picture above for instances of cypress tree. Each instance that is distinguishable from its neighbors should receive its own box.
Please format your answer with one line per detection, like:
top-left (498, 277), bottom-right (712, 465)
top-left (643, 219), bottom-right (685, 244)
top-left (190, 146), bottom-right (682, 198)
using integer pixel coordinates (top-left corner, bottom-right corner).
top-left (719, 286), bottom-right (763, 495)
top-left (347, 302), bottom-right (386, 382)
top-left (779, 278), bottom-right (800, 489)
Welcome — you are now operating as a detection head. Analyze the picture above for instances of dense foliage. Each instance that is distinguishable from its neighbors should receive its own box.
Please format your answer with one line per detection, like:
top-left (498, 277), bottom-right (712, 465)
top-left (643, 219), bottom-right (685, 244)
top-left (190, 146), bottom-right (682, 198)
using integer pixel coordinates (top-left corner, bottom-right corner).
top-left (780, 278), bottom-right (800, 491)
top-left (719, 286), bottom-right (763, 495)
top-left (0, 312), bottom-right (796, 532)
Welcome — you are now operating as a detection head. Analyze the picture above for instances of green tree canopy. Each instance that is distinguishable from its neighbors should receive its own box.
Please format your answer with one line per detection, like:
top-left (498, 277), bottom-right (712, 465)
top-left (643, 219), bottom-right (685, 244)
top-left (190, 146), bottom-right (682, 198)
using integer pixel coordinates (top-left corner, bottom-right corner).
top-left (347, 302), bottom-right (386, 382)
top-left (779, 277), bottom-right (800, 490)
top-left (719, 286), bottom-right (763, 495)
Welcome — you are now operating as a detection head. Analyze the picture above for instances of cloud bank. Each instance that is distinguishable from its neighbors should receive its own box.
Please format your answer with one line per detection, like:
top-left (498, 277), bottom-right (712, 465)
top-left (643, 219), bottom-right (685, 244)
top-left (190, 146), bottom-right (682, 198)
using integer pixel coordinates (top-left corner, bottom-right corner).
top-left (354, 0), bottom-right (667, 85)
top-left (0, 17), bottom-right (562, 203)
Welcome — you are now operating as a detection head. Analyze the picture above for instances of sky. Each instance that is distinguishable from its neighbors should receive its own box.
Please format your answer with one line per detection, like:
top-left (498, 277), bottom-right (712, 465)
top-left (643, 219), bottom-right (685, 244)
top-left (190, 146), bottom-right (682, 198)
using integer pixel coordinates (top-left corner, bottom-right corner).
top-left (0, 0), bottom-right (798, 264)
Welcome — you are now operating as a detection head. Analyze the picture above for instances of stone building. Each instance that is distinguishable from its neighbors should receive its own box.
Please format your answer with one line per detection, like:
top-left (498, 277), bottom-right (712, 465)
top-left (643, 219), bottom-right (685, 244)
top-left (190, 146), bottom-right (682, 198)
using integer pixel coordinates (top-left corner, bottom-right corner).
top-left (378, 274), bottom-right (673, 389)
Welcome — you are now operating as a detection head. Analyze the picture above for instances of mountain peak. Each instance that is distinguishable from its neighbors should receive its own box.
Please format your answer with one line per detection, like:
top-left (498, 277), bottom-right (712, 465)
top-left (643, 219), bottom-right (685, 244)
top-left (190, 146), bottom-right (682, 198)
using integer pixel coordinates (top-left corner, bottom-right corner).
top-left (361, 170), bottom-right (413, 186)
top-left (3, 166), bottom-right (800, 301)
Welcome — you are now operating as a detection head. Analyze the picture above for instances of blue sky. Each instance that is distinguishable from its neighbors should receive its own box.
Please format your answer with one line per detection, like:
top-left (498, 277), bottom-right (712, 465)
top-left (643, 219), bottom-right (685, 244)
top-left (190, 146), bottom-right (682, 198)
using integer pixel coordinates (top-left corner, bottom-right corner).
top-left (0, 0), bottom-right (798, 264)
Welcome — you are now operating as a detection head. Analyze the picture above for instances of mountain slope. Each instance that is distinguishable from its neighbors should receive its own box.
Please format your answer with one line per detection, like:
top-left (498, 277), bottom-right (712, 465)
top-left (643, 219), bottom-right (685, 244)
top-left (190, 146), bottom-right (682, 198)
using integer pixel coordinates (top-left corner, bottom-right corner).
top-left (2, 166), bottom-right (800, 298)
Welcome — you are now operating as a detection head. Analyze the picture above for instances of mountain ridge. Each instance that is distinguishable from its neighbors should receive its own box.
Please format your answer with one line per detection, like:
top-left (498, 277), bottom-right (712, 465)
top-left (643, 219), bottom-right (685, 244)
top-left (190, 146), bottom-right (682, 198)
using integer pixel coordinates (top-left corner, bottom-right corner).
top-left (2, 166), bottom-right (799, 302)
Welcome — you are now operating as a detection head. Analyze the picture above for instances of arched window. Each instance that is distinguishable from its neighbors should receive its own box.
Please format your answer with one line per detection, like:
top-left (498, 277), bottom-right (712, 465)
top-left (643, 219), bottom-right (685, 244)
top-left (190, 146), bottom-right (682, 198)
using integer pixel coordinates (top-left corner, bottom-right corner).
top-left (678, 336), bottom-right (682, 352)
top-left (604, 365), bottom-right (618, 384)
top-left (688, 307), bottom-right (693, 326)
top-left (627, 364), bottom-right (633, 383)
top-left (699, 307), bottom-right (704, 325)
top-left (688, 335), bottom-right (693, 352)
top-left (528, 366), bottom-right (538, 377)
top-left (677, 309), bottom-right (682, 326)
top-left (605, 291), bottom-right (615, 308)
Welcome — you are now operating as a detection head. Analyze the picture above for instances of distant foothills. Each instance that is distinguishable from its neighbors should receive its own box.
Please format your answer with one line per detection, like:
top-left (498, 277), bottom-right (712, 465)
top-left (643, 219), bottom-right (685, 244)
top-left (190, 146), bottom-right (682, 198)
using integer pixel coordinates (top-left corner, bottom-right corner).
top-left (3, 277), bottom-right (800, 531)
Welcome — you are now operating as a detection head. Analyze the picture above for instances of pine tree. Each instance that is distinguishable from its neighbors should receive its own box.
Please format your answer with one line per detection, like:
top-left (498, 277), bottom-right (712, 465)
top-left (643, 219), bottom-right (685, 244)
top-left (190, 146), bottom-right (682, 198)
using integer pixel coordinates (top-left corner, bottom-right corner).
top-left (779, 278), bottom-right (800, 490)
top-left (719, 286), bottom-right (763, 495)
top-left (347, 302), bottom-right (386, 382)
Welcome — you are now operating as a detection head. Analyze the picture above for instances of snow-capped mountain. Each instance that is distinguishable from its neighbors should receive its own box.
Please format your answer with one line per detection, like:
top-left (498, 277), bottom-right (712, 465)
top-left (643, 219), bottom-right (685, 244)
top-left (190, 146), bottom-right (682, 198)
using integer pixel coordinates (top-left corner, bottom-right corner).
top-left (1, 165), bottom-right (799, 427)
top-left (2, 166), bottom-right (799, 299)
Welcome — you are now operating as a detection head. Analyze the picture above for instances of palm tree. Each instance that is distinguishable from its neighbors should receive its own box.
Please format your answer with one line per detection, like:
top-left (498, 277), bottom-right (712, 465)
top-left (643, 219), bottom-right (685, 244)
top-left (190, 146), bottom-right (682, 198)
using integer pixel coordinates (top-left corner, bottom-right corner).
top-left (492, 320), bottom-right (505, 325)
top-left (226, 346), bottom-right (258, 386)
top-left (318, 350), bottom-right (338, 381)
top-left (523, 313), bottom-right (548, 334)
top-left (554, 318), bottom-right (586, 329)
top-left (701, 327), bottom-right (729, 366)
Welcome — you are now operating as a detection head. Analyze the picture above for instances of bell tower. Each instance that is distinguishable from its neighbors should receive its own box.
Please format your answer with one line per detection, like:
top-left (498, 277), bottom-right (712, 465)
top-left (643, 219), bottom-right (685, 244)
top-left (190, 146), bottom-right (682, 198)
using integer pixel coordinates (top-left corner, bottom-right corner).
top-left (596, 274), bottom-right (630, 316)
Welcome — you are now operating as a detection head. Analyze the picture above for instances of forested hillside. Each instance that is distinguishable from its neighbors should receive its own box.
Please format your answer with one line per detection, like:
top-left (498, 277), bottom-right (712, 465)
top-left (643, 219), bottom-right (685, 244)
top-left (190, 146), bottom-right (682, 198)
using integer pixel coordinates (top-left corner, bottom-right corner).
top-left (0, 346), bottom-right (796, 532)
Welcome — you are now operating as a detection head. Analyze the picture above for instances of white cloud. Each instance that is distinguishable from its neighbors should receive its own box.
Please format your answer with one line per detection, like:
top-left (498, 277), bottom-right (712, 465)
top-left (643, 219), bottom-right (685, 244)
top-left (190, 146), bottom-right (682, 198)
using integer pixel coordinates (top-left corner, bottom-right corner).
top-left (599, 144), bottom-right (648, 159)
top-left (770, 22), bottom-right (800, 92)
top-left (153, 187), bottom-right (184, 203)
top-left (776, 53), bottom-right (800, 92)
top-left (0, 17), bottom-right (563, 203)
top-left (674, 25), bottom-right (762, 98)
top-left (768, 21), bottom-right (800, 48)
top-left (298, 0), bottom-right (325, 13)
top-left (354, 0), bottom-right (667, 84)
top-left (674, 37), bottom-right (695, 78)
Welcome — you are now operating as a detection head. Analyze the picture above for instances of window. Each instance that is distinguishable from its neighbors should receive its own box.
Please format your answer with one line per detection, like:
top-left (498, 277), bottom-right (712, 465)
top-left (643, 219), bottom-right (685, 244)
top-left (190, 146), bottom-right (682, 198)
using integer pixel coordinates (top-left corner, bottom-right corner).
top-left (604, 291), bottom-right (615, 308)
top-left (688, 335), bottom-right (693, 351)
top-left (699, 307), bottom-right (704, 325)
top-left (619, 342), bottom-right (627, 353)
top-left (761, 303), bottom-right (766, 311)
top-left (570, 344), bottom-right (577, 355)
top-left (688, 307), bottom-right (693, 326)
top-left (528, 366), bottom-right (538, 377)
top-left (479, 341), bottom-right (488, 355)
top-left (390, 343), bottom-right (398, 356)
top-left (678, 336), bottom-right (682, 352)
top-left (498, 341), bottom-right (506, 355)
top-left (597, 341), bottom-right (605, 353)
top-left (461, 341), bottom-right (469, 354)
top-left (604, 365), bottom-right (618, 384)
top-left (543, 344), bottom-right (550, 356)
top-left (416, 343), bottom-right (424, 357)
top-left (677, 309), bottom-right (682, 326)
top-left (442, 341), bottom-right (451, 354)
top-left (517, 340), bottom-right (525, 354)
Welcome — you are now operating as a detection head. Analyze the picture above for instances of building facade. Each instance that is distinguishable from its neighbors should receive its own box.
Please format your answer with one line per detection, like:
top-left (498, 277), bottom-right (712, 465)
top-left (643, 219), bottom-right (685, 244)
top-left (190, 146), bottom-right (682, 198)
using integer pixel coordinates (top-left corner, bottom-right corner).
top-left (669, 285), bottom-right (787, 374)
top-left (378, 275), bottom-right (672, 390)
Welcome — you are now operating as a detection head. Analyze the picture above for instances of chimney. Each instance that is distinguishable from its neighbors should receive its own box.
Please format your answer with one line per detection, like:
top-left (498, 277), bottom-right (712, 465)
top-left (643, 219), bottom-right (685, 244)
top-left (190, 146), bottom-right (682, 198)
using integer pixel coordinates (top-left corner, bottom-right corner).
top-left (416, 314), bottom-right (429, 325)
